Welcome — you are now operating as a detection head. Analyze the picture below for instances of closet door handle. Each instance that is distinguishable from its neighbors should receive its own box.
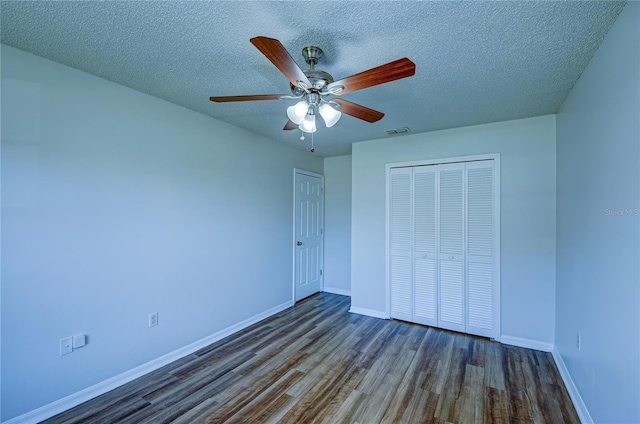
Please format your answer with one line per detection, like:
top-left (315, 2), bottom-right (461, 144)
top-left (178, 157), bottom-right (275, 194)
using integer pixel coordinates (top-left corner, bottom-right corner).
top-left (297, 241), bottom-right (303, 246)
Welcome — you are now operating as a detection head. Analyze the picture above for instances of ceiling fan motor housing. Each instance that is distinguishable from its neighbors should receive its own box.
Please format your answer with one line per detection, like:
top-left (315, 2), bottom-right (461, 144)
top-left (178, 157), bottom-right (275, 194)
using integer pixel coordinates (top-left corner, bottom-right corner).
top-left (290, 46), bottom-right (335, 96)
top-left (291, 69), bottom-right (334, 90)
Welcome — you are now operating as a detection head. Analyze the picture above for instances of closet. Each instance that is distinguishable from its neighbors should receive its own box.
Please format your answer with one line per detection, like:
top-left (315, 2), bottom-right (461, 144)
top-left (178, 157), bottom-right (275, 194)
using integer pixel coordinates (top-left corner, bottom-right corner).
top-left (387, 157), bottom-right (499, 339)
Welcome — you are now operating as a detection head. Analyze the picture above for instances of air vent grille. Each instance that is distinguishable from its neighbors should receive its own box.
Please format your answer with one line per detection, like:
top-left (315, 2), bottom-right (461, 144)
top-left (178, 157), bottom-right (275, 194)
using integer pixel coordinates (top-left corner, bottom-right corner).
top-left (385, 127), bottom-right (411, 135)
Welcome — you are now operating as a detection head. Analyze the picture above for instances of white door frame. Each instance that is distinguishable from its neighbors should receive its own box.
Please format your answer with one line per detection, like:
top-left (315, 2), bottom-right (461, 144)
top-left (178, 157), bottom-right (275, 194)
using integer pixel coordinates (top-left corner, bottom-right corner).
top-left (292, 168), bottom-right (325, 302)
top-left (385, 153), bottom-right (501, 339)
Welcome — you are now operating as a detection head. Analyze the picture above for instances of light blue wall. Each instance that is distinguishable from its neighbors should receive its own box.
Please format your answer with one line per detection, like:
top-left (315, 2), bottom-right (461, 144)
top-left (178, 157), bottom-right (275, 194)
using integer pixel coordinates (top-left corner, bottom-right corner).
top-left (351, 116), bottom-right (557, 344)
top-left (0, 45), bottom-right (322, 421)
top-left (323, 155), bottom-right (352, 294)
top-left (555, 2), bottom-right (640, 422)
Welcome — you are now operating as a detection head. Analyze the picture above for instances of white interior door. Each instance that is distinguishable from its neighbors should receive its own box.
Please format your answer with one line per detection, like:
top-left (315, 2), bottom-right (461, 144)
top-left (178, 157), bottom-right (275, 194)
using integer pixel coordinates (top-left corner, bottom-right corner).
top-left (465, 160), bottom-right (497, 338)
top-left (412, 167), bottom-right (438, 327)
top-left (389, 168), bottom-right (412, 321)
top-left (437, 164), bottom-right (466, 333)
top-left (294, 170), bottom-right (324, 302)
top-left (389, 166), bottom-right (438, 327)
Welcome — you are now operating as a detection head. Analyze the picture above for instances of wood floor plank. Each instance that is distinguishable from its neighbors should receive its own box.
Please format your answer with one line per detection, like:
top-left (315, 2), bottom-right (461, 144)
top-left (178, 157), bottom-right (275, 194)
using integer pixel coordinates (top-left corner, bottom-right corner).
top-left (456, 364), bottom-right (485, 423)
top-left (521, 354), bottom-right (552, 423)
top-left (121, 370), bottom-right (243, 424)
top-left (503, 345), bottom-right (534, 421)
top-left (399, 389), bottom-right (439, 424)
top-left (468, 337), bottom-right (486, 367)
top-left (378, 336), bottom-right (430, 423)
top-left (41, 292), bottom-right (580, 424)
top-left (165, 397), bottom-right (218, 424)
top-left (433, 346), bottom-right (467, 422)
top-left (42, 372), bottom-right (176, 424)
top-left (355, 329), bottom-right (413, 395)
top-left (201, 352), bottom-right (309, 423)
top-left (224, 370), bottom-right (303, 423)
top-left (314, 366), bottom-right (369, 424)
top-left (420, 330), bottom-right (455, 394)
top-left (279, 348), bottom-right (365, 423)
top-left (485, 387), bottom-right (509, 423)
top-left (485, 339), bottom-right (507, 391)
top-left (325, 389), bottom-right (367, 424)
top-left (366, 348), bottom-right (418, 423)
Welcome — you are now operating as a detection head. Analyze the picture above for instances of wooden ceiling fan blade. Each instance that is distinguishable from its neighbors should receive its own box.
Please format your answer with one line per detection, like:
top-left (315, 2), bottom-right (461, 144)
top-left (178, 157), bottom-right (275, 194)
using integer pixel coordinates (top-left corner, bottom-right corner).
top-left (209, 94), bottom-right (288, 102)
top-left (283, 119), bottom-right (298, 130)
top-left (250, 36), bottom-right (311, 88)
top-left (328, 58), bottom-right (415, 95)
top-left (332, 99), bottom-right (384, 123)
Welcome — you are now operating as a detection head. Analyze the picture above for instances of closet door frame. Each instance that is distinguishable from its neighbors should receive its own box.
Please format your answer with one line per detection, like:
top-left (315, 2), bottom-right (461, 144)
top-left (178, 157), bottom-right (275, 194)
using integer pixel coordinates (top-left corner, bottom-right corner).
top-left (385, 153), bottom-right (501, 340)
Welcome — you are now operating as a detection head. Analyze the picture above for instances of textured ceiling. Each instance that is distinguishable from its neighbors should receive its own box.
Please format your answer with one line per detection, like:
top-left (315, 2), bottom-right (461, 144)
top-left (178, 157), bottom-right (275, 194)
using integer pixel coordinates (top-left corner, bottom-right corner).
top-left (1, 1), bottom-right (626, 157)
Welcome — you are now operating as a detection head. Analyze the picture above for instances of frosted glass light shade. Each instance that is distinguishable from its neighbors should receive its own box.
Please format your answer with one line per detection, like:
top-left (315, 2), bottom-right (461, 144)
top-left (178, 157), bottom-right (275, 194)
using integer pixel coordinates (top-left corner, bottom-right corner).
top-left (300, 113), bottom-right (316, 133)
top-left (319, 103), bottom-right (342, 127)
top-left (287, 101), bottom-right (309, 125)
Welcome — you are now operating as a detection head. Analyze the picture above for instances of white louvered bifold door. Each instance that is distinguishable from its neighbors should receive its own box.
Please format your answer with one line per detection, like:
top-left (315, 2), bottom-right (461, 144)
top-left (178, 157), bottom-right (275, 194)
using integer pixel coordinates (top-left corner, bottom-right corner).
top-left (389, 168), bottom-right (412, 322)
top-left (387, 158), bottom-right (498, 339)
top-left (437, 163), bottom-right (466, 333)
top-left (465, 161), bottom-right (496, 338)
top-left (412, 167), bottom-right (437, 326)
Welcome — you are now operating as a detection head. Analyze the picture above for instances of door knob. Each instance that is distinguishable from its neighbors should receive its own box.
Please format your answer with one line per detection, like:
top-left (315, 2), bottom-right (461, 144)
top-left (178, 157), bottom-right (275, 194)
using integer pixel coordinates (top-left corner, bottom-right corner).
top-left (297, 241), bottom-right (303, 246)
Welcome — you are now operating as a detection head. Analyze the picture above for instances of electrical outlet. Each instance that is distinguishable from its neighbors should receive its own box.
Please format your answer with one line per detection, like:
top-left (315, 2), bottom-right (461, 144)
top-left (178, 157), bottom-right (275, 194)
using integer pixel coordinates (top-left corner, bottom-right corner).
top-left (576, 333), bottom-right (581, 351)
top-left (73, 334), bottom-right (86, 349)
top-left (60, 337), bottom-right (73, 356)
top-left (149, 312), bottom-right (159, 328)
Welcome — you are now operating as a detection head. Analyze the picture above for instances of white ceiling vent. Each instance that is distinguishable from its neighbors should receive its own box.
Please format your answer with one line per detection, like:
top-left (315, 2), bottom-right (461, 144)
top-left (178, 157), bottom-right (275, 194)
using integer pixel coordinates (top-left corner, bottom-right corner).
top-left (385, 127), bottom-right (411, 136)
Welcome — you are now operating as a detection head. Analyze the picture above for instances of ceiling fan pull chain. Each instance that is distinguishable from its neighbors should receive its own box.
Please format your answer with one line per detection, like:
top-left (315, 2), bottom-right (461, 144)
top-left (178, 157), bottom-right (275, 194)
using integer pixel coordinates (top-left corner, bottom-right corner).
top-left (311, 132), bottom-right (315, 153)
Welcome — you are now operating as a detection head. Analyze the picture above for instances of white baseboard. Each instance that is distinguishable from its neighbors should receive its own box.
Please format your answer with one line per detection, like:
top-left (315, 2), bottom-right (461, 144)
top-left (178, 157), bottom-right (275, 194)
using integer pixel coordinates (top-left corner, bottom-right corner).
top-left (323, 286), bottom-right (351, 296)
top-left (551, 347), bottom-right (592, 424)
top-left (500, 335), bottom-right (553, 352)
top-left (349, 306), bottom-right (389, 320)
top-left (2, 300), bottom-right (294, 424)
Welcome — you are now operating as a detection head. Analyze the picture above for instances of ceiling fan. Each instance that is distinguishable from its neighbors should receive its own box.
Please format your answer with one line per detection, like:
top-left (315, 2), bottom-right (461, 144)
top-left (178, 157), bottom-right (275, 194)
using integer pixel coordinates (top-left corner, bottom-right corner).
top-left (210, 36), bottom-right (416, 137)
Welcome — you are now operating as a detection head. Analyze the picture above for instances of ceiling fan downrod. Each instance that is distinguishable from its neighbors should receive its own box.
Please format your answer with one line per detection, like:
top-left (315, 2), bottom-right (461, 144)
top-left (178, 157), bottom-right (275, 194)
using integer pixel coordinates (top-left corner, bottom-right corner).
top-left (302, 46), bottom-right (322, 69)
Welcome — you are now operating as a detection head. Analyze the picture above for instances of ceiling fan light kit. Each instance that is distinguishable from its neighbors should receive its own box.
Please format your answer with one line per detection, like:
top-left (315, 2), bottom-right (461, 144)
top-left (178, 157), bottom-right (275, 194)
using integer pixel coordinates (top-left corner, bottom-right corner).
top-left (210, 36), bottom-right (416, 150)
top-left (287, 100), bottom-right (309, 125)
top-left (301, 110), bottom-right (317, 133)
top-left (319, 103), bottom-right (341, 127)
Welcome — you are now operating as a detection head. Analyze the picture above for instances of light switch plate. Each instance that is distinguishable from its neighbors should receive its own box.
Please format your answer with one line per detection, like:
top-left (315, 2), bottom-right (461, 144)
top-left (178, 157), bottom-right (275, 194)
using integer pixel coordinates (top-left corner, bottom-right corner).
top-left (60, 337), bottom-right (73, 355)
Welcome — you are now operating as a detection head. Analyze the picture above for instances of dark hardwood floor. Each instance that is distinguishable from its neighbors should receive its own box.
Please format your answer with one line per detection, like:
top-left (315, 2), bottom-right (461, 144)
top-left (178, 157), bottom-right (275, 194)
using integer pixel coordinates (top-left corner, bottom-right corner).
top-left (42, 293), bottom-right (580, 423)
